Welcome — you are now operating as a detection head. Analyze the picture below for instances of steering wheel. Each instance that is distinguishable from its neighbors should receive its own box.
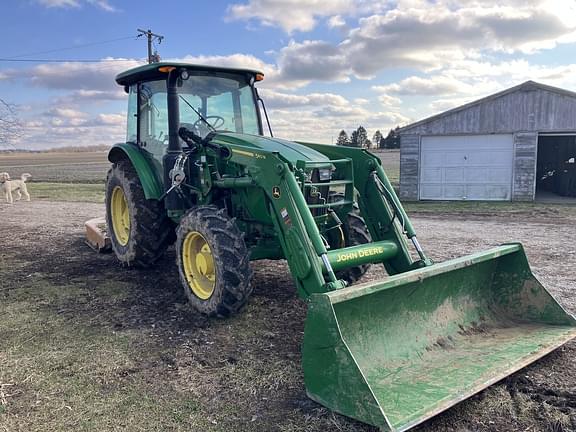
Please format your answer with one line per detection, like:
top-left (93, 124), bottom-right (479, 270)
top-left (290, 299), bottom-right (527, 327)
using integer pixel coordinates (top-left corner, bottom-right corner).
top-left (193, 115), bottom-right (225, 130)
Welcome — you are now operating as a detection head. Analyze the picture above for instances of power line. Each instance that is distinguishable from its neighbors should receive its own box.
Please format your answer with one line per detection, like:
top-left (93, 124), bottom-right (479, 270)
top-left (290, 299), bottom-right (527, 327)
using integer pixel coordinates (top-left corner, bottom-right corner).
top-left (1, 35), bottom-right (138, 60)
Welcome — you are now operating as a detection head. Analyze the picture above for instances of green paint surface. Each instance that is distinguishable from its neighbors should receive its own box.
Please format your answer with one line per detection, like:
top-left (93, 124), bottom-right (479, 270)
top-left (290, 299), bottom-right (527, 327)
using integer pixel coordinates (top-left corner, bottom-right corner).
top-left (365, 325), bottom-right (574, 430)
top-left (303, 244), bottom-right (576, 431)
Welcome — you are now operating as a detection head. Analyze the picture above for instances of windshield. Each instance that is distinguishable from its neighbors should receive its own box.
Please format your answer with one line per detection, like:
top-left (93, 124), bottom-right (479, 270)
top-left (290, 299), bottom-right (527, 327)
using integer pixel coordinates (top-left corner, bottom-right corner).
top-left (178, 71), bottom-right (261, 138)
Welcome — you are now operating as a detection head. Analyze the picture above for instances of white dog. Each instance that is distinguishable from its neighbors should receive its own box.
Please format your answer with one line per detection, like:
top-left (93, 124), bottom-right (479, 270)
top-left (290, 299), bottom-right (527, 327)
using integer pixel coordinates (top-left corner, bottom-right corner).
top-left (0, 172), bottom-right (32, 204)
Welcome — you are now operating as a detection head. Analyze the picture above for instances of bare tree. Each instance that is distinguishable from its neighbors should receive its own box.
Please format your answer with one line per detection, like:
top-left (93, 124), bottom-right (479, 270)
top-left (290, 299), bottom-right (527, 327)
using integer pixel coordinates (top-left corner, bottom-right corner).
top-left (0, 98), bottom-right (22, 150)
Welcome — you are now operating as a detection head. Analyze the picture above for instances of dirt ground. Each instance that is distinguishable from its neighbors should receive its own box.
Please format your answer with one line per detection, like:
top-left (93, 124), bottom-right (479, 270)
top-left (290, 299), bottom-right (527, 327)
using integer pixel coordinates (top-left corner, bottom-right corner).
top-left (1, 200), bottom-right (576, 432)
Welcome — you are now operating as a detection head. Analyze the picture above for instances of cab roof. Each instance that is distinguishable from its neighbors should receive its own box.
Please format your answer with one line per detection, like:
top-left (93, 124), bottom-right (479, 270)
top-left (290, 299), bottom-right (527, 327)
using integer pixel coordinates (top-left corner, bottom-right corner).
top-left (115, 62), bottom-right (264, 86)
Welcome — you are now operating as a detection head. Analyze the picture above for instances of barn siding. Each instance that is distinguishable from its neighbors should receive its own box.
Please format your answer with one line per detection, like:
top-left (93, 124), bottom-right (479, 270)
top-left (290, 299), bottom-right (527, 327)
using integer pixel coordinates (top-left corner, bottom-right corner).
top-left (512, 132), bottom-right (538, 201)
top-left (402, 88), bottom-right (576, 135)
top-left (399, 134), bottom-right (419, 200)
top-left (399, 83), bottom-right (576, 201)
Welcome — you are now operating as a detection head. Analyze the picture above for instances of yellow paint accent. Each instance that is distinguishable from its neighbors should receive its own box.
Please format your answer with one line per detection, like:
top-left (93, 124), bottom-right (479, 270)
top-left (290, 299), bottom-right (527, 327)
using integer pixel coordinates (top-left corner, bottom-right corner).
top-left (182, 231), bottom-right (216, 300)
top-left (336, 246), bottom-right (384, 263)
top-left (231, 148), bottom-right (266, 159)
top-left (111, 186), bottom-right (130, 246)
top-left (232, 148), bottom-right (255, 157)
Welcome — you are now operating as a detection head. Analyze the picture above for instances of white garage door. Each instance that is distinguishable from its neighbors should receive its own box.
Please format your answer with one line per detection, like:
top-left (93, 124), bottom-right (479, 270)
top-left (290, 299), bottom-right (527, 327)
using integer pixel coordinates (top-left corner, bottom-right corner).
top-left (419, 135), bottom-right (514, 200)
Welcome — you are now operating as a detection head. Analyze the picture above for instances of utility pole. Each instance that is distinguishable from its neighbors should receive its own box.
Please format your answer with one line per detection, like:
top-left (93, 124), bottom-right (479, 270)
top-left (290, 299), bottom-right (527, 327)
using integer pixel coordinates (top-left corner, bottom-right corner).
top-left (137, 28), bottom-right (164, 63)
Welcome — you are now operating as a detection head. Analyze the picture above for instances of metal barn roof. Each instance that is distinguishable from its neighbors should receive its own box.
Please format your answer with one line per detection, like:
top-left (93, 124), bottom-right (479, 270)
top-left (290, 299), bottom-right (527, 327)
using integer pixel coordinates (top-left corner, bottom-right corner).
top-left (399, 81), bottom-right (576, 133)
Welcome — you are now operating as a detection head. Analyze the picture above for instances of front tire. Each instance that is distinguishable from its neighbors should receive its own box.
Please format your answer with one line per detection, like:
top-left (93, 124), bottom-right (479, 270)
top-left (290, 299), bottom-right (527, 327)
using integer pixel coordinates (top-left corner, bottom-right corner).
top-left (176, 206), bottom-right (253, 317)
top-left (106, 160), bottom-right (174, 267)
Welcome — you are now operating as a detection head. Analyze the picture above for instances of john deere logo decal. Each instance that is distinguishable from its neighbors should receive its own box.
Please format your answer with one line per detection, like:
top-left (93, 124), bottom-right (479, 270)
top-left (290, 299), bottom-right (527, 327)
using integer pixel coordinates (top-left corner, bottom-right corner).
top-left (272, 186), bottom-right (281, 199)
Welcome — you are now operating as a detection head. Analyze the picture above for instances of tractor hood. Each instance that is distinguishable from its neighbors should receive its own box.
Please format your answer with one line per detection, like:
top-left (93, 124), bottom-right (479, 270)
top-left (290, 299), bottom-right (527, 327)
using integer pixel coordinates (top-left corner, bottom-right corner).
top-left (212, 132), bottom-right (332, 166)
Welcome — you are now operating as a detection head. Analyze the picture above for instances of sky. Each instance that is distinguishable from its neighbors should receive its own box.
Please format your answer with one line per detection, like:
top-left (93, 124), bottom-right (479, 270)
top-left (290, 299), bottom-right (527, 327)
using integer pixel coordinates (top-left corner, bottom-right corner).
top-left (1, 0), bottom-right (576, 149)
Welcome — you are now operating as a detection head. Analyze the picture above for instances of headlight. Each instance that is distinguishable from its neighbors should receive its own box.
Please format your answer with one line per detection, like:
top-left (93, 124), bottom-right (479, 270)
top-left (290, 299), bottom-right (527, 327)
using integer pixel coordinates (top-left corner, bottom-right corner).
top-left (318, 168), bottom-right (332, 181)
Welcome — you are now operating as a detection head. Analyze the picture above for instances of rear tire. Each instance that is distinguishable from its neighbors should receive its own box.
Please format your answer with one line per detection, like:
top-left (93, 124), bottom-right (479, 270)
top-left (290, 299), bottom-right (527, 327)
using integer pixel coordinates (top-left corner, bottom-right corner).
top-left (176, 206), bottom-right (253, 317)
top-left (106, 160), bottom-right (174, 267)
top-left (328, 193), bottom-right (372, 285)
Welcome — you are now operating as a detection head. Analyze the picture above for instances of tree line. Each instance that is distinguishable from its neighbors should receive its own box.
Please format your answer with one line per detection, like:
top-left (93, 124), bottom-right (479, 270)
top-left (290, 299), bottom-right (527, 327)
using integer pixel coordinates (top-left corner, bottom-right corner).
top-left (336, 126), bottom-right (400, 149)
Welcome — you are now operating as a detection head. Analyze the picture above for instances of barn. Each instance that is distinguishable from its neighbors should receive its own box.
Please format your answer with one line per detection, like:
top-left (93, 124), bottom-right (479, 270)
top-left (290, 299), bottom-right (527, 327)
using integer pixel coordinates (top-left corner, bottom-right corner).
top-left (398, 81), bottom-right (576, 201)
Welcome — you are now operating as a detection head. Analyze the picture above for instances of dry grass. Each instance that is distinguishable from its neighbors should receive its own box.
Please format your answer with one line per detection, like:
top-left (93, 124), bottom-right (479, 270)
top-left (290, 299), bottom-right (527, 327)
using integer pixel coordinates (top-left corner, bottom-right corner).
top-left (0, 151), bottom-right (109, 183)
top-left (27, 183), bottom-right (105, 203)
top-left (372, 149), bottom-right (399, 186)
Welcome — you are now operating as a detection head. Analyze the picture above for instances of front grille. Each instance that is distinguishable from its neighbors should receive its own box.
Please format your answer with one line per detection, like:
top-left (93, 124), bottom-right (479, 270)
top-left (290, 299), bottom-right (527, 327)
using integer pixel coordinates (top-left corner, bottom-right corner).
top-left (300, 158), bottom-right (355, 219)
top-left (304, 169), bottom-right (330, 217)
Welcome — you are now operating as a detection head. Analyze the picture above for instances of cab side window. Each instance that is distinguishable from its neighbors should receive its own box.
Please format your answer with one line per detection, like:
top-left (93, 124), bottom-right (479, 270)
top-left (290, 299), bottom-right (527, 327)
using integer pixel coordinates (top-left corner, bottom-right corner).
top-left (126, 85), bottom-right (137, 144)
top-left (138, 80), bottom-right (169, 147)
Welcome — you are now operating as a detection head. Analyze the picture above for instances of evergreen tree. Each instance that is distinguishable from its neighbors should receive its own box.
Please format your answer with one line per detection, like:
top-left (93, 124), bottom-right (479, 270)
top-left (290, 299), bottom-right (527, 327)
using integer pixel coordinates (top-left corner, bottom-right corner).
top-left (383, 127), bottom-right (401, 149)
top-left (349, 125), bottom-right (369, 148)
top-left (391, 126), bottom-right (401, 149)
top-left (372, 130), bottom-right (383, 149)
top-left (357, 126), bottom-right (368, 148)
top-left (336, 129), bottom-right (350, 146)
top-left (350, 129), bottom-right (359, 147)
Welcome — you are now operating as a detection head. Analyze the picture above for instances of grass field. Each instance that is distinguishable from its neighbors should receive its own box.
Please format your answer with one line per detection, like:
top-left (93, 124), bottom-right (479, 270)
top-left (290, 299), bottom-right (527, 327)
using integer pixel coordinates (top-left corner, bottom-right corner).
top-left (370, 149), bottom-right (399, 186)
top-left (0, 151), bottom-right (109, 183)
top-left (27, 183), bottom-right (105, 202)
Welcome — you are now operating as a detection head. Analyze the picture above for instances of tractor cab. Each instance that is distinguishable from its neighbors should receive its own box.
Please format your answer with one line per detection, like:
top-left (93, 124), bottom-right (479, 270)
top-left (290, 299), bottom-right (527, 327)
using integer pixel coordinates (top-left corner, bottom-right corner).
top-left (116, 62), bottom-right (265, 163)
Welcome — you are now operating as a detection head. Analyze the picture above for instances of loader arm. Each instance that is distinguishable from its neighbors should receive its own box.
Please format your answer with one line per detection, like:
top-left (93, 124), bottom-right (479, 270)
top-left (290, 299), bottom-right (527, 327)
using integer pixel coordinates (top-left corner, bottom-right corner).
top-left (211, 139), bottom-right (426, 298)
top-left (298, 142), bottom-right (433, 272)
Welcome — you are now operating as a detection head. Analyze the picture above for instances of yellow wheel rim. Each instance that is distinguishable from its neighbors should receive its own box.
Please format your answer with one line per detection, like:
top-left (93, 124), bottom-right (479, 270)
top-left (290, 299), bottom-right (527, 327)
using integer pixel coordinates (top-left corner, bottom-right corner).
top-left (182, 231), bottom-right (216, 300)
top-left (111, 186), bottom-right (130, 246)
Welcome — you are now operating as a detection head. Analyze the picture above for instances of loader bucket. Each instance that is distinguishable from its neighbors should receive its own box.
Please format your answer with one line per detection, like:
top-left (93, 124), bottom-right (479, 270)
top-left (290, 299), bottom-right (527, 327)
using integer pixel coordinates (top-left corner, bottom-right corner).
top-left (303, 243), bottom-right (576, 431)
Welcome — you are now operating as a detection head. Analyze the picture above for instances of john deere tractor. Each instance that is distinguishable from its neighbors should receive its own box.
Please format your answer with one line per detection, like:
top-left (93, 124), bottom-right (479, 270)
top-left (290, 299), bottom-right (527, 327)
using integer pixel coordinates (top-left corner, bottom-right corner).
top-left (104, 62), bottom-right (576, 431)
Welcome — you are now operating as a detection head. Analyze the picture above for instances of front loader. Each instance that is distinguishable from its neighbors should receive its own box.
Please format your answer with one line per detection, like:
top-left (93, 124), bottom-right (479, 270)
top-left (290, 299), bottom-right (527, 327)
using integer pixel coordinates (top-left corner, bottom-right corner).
top-left (98, 62), bottom-right (576, 431)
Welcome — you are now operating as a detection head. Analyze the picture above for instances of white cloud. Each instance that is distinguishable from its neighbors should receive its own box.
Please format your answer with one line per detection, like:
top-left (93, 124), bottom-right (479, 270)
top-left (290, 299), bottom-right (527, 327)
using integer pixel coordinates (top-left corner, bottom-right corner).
top-left (276, 40), bottom-right (350, 85)
top-left (91, 113), bottom-right (124, 126)
top-left (235, 0), bottom-right (576, 84)
top-left (86, 0), bottom-right (116, 12)
top-left (354, 98), bottom-right (370, 105)
top-left (177, 53), bottom-right (278, 81)
top-left (377, 94), bottom-right (402, 107)
top-left (14, 108), bottom-right (125, 150)
top-left (372, 76), bottom-right (475, 96)
top-left (36, 0), bottom-right (117, 11)
top-left (2, 58), bottom-right (143, 91)
top-left (259, 89), bottom-right (349, 108)
top-left (43, 107), bottom-right (88, 119)
top-left (55, 89), bottom-right (125, 104)
top-left (327, 15), bottom-right (346, 29)
top-left (226, 0), bottom-right (354, 33)
top-left (37, 0), bottom-right (79, 7)
top-left (267, 103), bottom-right (409, 144)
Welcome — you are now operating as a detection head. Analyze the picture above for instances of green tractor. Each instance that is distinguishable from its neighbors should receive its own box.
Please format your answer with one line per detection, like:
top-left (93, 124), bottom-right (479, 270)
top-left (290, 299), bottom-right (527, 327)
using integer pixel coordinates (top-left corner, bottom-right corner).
top-left (103, 62), bottom-right (576, 431)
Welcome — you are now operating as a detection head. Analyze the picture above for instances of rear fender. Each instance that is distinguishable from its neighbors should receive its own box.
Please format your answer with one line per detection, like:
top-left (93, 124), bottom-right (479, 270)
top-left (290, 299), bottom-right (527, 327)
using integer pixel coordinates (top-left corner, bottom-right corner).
top-left (108, 143), bottom-right (163, 199)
